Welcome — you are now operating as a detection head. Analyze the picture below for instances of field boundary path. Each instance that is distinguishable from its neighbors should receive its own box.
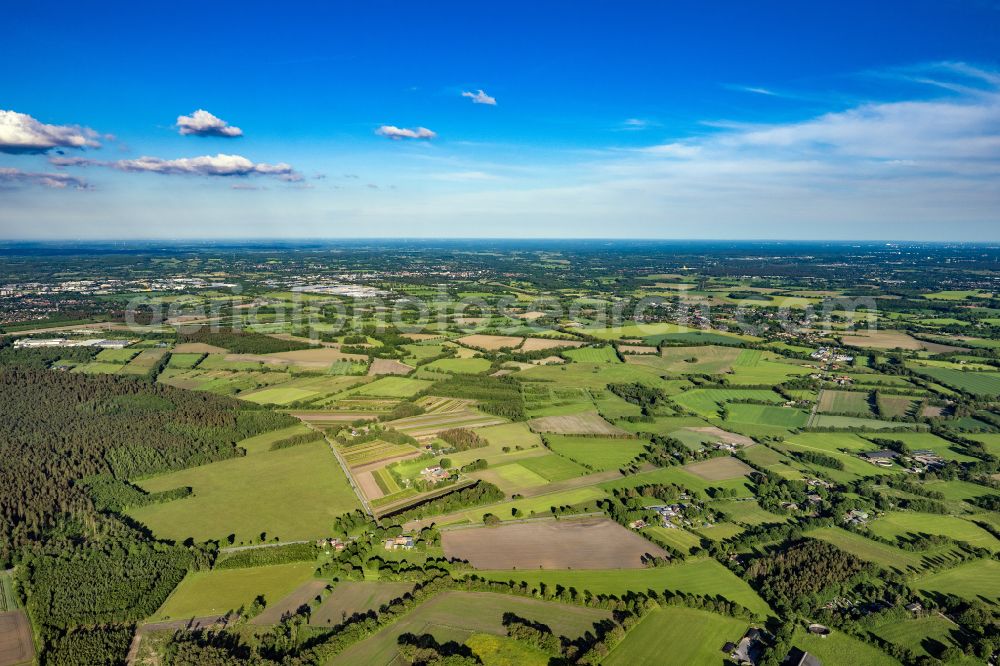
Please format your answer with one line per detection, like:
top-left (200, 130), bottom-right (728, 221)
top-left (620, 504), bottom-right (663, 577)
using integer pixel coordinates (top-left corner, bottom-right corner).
top-left (807, 389), bottom-right (824, 427)
top-left (300, 420), bottom-right (374, 519)
top-left (220, 540), bottom-right (309, 554)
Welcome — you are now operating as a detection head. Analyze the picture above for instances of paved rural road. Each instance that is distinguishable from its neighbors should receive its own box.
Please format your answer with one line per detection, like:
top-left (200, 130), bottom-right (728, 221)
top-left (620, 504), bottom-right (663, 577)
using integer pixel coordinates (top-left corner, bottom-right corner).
top-left (300, 420), bottom-right (374, 518)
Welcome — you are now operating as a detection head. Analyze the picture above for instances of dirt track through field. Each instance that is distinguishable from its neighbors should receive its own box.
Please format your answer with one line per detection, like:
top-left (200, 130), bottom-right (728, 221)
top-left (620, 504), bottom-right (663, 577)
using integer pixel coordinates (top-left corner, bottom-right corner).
top-left (442, 517), bottom-right (667, 569)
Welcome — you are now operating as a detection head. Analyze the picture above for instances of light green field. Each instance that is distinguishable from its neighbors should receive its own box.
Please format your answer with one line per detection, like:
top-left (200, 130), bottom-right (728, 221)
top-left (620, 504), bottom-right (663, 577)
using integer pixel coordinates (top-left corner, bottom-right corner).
top-left (726, 403), bottom-right (809, 428)
top-left (710, 499), bottom-right (790, 525)
top-left (151, 562), bottom-right (317, 620)
top-left (792, 627), bottom-right (900, 666)
top-left (729, 359), bottom-right (810, 384)
top-left (465, 633), bottom-right (549, 666)
top-left (331, 591), bottom-right (610, 666)
top-left (425, 357), bottom-right (493, 374)
top-left (805, 527), bottom-right (928, 574)
top-left (352, 377), bottom-right (433, 397)
top-left (646, 345), bottom-right (741, 374)
top-left (516, 453), bottom-right (588, 481)
top-left (237, 424), bottom-right (314, 454)
top-left (914, 559), bottom-right (1000, 605)
top-left (921, 479), bottom-right (995, 501)
top-left (644, 525), bottom-right (704, 553)
top-left (600, 465), bottom-right (754, 499)
top-left (96, 347), bottom-right (141, 363)
top-left (486, 462), bottom-right (550, 492)
top-left (923, 289), bottom-right (990, 301)
top-left (819, 390), bottom-right (874, 415)
top-left (518, 361), bottom-right (683, 391)
top-left (130, 440), bottom-right (360, 543)
top-left (471, 558), bottom-right (773, 618)
top-left (545, 435), bottom-right (649, 471)
top-left (810, 414), bottom-right (917, 429)
top-left (564, 345), bottom-right (621, 363)
top-left (672, 388), bottom-right (783, 418)
top-left (241, 386), bottom-right (318, 404)
top-left (440, 487), bottom-right (608, 525)
top-left (167, 352), bottom-right (204, 369)
top-left (873, 615), bottom-right (977, 661)
top-left (604, 606), bottom-right (749, 666)
top-left (585, 322), bottom-right (693, 340)
top-left (913, 367), bottom-right (1000, 397)
top-left (867, 512), bottom-right (1000, 552)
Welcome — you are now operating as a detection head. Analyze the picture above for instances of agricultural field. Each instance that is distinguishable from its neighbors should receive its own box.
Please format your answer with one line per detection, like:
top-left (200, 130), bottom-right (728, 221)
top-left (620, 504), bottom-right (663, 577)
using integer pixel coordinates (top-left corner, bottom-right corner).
top-left (817, 389), bottom-right (874, 415)
top-left (309, 581), bottom-right (414, 626)
top-left (425, 357), bottom-right (493, 374)
top-left (792, 628), bottom-right (901, 666)
top-left (0, 610), bottom-right (34, 666)
top-left (544, 434), bottom-right (649, 470)
top-left (330, 591), bottom-right (611, 665)
top-left (129, 439), bottom-right (360, 543)
top-left (352, 376), bottom-right (433, 397)
top-left (866, 512), bottom-right (1000, 552)
top-left (805, 527), bottom-right (948, 574)
top-left (913, 367), bottom-right (1000, 397)
top-left (564, 345), bottom-right (621, 363)
top-left (682, 456), bottom-right (754, 481)
top-left (913, 559), bottom-right (1000, 605)
top-left (151, 562), bottom-right (318, 621)
top-left (604, 606), bottom-right (749, 666)
top-left (470, 557), bottom-right (773, 618)
top-left (441, 517), bottom-right (668, 569)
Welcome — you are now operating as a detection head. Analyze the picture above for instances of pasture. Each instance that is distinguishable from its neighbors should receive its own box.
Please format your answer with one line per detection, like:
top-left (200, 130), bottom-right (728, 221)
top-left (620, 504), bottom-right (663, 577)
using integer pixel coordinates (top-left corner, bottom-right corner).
top-left (544, 434), bottom-right (648, 470)
top-left (309, 581), bottom-right (414, 627)
top-left (528, 411), bottom-right (628, 436)
top-left (130, 439), bottom-right (360, 543)
top-left (726, 403), bottom-right (809, 428)
top-left (805, 527), bottom-right (963, 574)
top-left (151, 562), bottom-right (317, 621)
top-left (818, 390), bottom-right (873, 415)
top-left (456, 334), bottom-right (523, 350)
top-left (516, 453), bottom-right (588, 481)
top-left (603, 606), bottom-right (749, 666)
top-left (873, 615), bottom-right (972, 661)
top-left (470, 557), bottom-right (773, 618)
top-left (352, 376), bottom-right (432, 397)
top-left (793, 627), bottom-right (900, 666)
top-left (914, 367), bottom-right (1000, 397)
top-left (866, 512), bottom-right (999, 552)
top-left (330, 591), bottom-right (610, 666)
top-left (425, 357), bottom-right (492, 374)
top-left (682, 456), bottom-right (753, 481)
top-left (671, 387), bottom-right (783, 418)
top-left (441, 517), bottom-right (667, 569)
top-left (914, 559), bottom-right (1000, 605)
top-left (564, 345), bottom-right (621, 363)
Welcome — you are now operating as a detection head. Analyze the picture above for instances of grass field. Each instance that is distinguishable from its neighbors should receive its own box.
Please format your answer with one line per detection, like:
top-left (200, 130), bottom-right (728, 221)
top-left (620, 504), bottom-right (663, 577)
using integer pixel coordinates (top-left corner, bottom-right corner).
top-left (818, 390), bottom-right (874, 415)
top-left (95, 347), bottom-right (141, 363)
top-left (726, 403), bottom-right (809, 428)
top-left (309, 581), bottom-right (414, 626)
top-left (0, 571), bottom-right (17, 611)
top-left (604, 606), bottom-right (749, 666)
top-left (130, 439), bottom-right (360, 543)
top-left (913, 367), bottom-right (1000, 397)
top-left (331, 591), bottom-right (610, 665)
top-left (810, 414), bottom-right (916, 430)
top-left (873, 615), bottom-right (974, 661)
top-left (167, 352), bottom-right (204, 369)
top-left (644, 345), bottom-right (741, 374)
top-left (564, 345), bottom-right (621, 363)
top-left (682, 456), bottom-right (753, 481)
top-left (425, 357), bottom-right (493, 374)
top-left (545, 434), bottom-right (648, 470)
top-left (352, 376), bottom-right (433, 397)
top-left (237, 424), bottom-right (314, 454)
top-left (805, 527), bottom-right (954, 573)
top-left (671, 388), bottom-right (783, 418)
top-left (471, 557), bottom-right (773, 618)
top-left (529, 411), bottom-right (628, 436)
top-left (151, 562), bottom-right (317, 621)
top-left (877, 394), bottom-right (920, 418)
top-left (464, 633), bottom-right (550, 666)
top-left (644, 525), bottom-right (704, 552)
top-left (867, 512), bottom-right (1000, 552)
top-left (914, 559), bottom-right (1000, 605)
top-left (600, 465), bottom-right (754, 499)
top-left (792, 627), bottom-right (901, 666)
top-left (516, 453), bottom-right (588, 481)
top-left (436, 487), bottom-right (608, 526)
top-left (710, 499), bottom-right (789, 525)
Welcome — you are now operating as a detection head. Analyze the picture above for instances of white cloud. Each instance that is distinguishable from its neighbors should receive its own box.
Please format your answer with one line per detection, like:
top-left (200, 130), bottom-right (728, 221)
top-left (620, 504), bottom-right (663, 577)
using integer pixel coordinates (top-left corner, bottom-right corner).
top-left (0, 110), bottom-right (102, 154)
top-left (51, 153), bottom-right (300, 181)
top-left (461, 89), bottom-right (497, 106)
top-left (176, 109), bottom-right (243, 137)
top-left (0, 167), bottom-right (90, 189)
top-left (376, 125), bottom-right (437, 140)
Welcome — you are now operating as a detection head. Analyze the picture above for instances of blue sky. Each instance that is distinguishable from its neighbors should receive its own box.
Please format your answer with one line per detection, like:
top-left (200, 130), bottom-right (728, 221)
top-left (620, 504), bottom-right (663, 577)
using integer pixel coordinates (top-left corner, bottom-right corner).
top-left (1, 1), bottom-right (999, 240)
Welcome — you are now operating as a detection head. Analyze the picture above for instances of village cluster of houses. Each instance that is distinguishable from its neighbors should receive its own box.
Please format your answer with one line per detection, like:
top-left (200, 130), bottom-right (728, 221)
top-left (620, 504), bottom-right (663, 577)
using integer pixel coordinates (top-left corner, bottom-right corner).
top-left (629, 498), bottom-right (711, 531)
top-left (810, 347), bottom-right (855, 364)
top-left (316, 537), bottom-right (347, 552)
top-left (843, 509), bottom-right (871, 526)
